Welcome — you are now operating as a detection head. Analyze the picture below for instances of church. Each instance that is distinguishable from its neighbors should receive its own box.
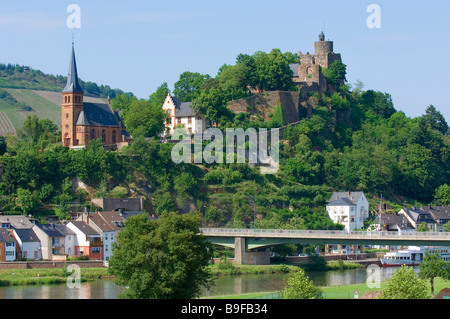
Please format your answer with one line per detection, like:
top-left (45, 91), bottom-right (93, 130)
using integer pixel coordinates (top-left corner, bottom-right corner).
top-left (61, 44), bottom-right (130, 148)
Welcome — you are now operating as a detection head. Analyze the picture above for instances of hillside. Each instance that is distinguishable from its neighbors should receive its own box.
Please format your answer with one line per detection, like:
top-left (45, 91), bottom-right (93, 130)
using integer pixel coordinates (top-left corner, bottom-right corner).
top-left (0, 50), bottom-right (448, 239)
top-left (0, 63), bottom-right (132, 134)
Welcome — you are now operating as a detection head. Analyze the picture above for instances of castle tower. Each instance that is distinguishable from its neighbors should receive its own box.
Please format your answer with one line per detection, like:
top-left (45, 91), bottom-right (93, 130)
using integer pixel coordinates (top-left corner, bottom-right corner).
top-left (61, 44), bottom-right (84, 147)
top-left (313, 31), bottom-right (340, 69)
top-left (293, 31), bottom-right (342, 94)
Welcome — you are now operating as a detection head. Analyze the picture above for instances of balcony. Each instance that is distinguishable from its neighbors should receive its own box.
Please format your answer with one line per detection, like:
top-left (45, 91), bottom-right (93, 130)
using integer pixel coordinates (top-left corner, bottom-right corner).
top-left (89, 238), bottom-right (103, 246)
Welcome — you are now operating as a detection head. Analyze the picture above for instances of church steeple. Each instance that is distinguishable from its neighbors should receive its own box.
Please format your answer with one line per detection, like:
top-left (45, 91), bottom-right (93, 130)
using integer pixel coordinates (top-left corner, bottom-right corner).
top-left (62, 43), bottom-right (84, 148)
top-left (63, 44), bottom-right (83, 93)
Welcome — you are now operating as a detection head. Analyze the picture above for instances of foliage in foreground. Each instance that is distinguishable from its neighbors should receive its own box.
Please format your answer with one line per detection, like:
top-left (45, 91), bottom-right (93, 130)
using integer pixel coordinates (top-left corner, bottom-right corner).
top-left (379, 265), bottom-right (429, 299)
top-left (283, 269), bottom-right (322, 299)
top-left (108, 211), bottom-right (214, 299)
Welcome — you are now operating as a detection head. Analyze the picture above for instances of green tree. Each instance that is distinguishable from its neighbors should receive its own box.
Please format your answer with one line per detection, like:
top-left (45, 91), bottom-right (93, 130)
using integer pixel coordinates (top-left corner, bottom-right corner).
top-left (15, 188), bottom-right (37, 215)
top-left (422, 105), bottom-right (448, 135)
top-left (283, 269), bottom-right (322, 299)
top-left (173, 71), bottom-right (211, 102)
top-left (254, 49), bottom-right (294, 91)
top-left (443, 222), bottom-right (450, 233)
top-left (379, 265), bottom-right (429, 299)
top-left (191, 87), bottom-right (232, 124)
top-left (123, 99), bottom-right (167, 137)
top-left (416, 222), bottom-right (430, 232)
top-left (433, 184), bottom-right (450, 206)
top-left (419, 252), bottom-right (450, 296)
top-left (322, 60), bottom-right (347, 86)
top-left (217, 63), bottom-right (251, 100)
top-left (108, 212), bottom-right (214, 299)
top-left (149, 82), bottom-right (170, 107)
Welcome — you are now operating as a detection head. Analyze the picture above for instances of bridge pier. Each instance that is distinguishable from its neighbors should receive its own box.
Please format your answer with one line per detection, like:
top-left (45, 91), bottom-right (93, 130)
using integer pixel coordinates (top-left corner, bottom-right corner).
top-left (234, 237), bottom-right (271, 265)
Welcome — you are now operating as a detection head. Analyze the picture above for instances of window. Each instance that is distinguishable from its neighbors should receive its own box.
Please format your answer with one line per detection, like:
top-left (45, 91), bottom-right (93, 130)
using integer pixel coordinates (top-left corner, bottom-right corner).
top-left (66, 113), bottom-right (69, 119)
top-left (92, 247), bottom-right (101, 254)
top-left (188, 117), bottom-right (192, 125)
top-left (112, 130), bottom-right (116, 144)
top-left (91, 129), bottom-right (95, 140)
top-left (102, 130), bottom-right (106, 143)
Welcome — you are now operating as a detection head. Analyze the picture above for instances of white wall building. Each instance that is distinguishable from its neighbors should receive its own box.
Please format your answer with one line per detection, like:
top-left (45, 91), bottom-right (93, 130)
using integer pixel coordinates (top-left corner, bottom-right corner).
top-left (326, 192), bottom-right (369, 231)
top-left (162, 94), bottom-right (210, 136)
top-left (12, 228), bottom-right (41, 260)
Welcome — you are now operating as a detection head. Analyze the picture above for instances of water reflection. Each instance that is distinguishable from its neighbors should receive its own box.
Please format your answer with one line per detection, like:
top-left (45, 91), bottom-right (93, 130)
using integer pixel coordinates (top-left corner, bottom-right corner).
top-left (0, 267), bottom-right (407, 299)
top-left (0, 280), bottom-right (125, 299)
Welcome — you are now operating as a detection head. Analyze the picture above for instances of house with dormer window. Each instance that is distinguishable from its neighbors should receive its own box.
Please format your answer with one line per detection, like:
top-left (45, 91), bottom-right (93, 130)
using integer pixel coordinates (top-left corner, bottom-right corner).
top-left (161, 94), bottom-right (211, 137)
top-left (326, 191), bottom-right (369, 231)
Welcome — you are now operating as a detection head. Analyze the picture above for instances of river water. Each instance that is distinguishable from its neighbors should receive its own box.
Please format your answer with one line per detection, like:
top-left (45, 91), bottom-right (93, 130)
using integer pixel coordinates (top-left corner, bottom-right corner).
top-left (0, 267), bottom-right (402, 299)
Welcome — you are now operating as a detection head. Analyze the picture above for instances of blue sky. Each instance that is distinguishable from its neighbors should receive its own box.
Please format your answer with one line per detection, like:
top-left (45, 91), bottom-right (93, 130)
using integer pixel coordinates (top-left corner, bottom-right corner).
top-left (1, 0), bottom-right (449, 121)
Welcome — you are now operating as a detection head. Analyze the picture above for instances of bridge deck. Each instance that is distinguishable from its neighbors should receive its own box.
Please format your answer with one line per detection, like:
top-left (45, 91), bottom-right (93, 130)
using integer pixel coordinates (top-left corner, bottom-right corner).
top-left (200, 228), bottom-right (450, 248)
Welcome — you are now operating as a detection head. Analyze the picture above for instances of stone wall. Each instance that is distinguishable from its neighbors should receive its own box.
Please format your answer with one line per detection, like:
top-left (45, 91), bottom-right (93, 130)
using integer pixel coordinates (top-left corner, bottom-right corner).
top-left (0, 260), bottom-right (105, 269)
top-left (227, 91), bottom-right (303, 125)
top-left (90, 197), bottom-right (144, 212)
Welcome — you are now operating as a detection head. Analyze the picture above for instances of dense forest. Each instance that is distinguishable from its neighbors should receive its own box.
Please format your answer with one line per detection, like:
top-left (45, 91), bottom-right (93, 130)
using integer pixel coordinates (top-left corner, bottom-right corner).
top-left (0, 48), bottom-right (448, 236)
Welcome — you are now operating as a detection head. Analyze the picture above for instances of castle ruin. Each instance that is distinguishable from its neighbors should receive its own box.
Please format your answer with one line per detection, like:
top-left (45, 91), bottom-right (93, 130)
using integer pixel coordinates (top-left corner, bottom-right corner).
top-left (290, 31), bottom-right (342, 94)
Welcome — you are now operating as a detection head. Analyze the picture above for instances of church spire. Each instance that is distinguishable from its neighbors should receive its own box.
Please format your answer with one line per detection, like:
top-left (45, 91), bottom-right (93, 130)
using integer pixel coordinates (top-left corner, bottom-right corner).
top-left (63, 43), bottom-right (83, 93)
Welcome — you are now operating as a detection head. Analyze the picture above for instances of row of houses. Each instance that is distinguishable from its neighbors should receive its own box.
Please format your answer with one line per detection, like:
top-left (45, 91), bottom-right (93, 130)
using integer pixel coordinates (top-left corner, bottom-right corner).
top-left (376, 205), bottom-right (450, 233)
top-left (326, 191), bottom-right (450, 233)
top-left (0, 211), bottom-right (150, 262)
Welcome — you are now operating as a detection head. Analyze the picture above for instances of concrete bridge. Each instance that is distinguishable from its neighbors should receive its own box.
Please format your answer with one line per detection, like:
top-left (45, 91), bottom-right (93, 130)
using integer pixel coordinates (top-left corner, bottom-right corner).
top-left (200, 228), bottom-right (450, 265)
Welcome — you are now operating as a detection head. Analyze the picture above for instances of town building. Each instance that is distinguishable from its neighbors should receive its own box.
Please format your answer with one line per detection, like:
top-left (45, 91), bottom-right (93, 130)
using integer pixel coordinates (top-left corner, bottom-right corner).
top-left (66, 221), bottom-right (103, 260)
top-left (0, 228), bottom-right (16, 262)
top-left (12, 228), bottom-right (41, 260)
top-left (61, 44), bottom-right (131, 148)
top-left (161, 94), bottom-right (210, 136)
top-left (0, 215), bottom-right (36, 229)
top-left (398, 206), bottom-right (450, 232)
top-left (326, 191), bottom-right (369, 231)
top-left (372, 213), bottom-right (414, 233)
top-left (76, 211), bottom-right (125, 261)
top-left (32, 223), bottom-right (75, 261)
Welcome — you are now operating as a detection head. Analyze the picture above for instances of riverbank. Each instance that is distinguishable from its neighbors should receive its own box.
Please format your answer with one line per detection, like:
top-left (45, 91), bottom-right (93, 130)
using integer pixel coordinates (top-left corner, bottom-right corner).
top-left (0, 261), bottom-right (364, 286)
top-left (0, 267), bottom-right (109, 286)
top-left (204, 277), bottom-right (450, 299)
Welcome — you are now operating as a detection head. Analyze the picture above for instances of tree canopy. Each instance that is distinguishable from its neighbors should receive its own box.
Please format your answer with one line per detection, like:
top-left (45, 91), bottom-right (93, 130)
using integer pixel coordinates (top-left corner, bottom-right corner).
top-left (108, 212), bottom-right (214, 299)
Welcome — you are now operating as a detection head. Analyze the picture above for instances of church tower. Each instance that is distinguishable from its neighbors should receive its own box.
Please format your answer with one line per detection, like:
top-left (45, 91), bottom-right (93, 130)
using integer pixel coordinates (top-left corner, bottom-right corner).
top-left (61, 44), bottom-right (84, 147)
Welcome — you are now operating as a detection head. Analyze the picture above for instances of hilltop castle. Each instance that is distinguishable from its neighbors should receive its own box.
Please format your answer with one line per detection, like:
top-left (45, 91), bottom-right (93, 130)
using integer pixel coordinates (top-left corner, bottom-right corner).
top-left (290, 31), bottom-right (342, 94)
top-left (61, 45), bottom-right (130, 148)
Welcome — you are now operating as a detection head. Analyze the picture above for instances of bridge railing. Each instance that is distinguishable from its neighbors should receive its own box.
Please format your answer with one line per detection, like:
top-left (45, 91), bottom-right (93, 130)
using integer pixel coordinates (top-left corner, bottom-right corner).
top-left (200, 228), bottom-right (450, 240)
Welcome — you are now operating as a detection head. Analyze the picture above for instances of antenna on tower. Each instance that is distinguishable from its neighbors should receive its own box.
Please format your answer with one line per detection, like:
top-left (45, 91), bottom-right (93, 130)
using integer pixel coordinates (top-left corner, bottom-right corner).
top-left (72, 32), bottom-right (75, 46)
top-left (322, 19), bottom-right (326, 39)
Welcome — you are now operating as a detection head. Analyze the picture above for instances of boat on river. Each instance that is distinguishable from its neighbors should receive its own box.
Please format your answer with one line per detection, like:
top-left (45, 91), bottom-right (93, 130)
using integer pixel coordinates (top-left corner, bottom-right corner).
top-left (380, 246), bottom-right (450, 267)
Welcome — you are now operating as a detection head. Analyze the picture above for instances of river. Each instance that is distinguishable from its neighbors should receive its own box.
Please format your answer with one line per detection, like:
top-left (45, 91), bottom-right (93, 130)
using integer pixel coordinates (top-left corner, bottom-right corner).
top-left (0, 267), bottom-right (402, 299)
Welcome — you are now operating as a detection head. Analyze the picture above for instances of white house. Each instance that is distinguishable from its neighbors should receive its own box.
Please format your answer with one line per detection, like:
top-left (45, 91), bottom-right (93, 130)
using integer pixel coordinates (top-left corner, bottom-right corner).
top-left (76, 211), bottom-right (127, 261)
top-left (162, 94), bottom-right (210, 136)
top-left (66, 221), bottom-right (103, 260)
top-left (326, 191), bottom-right (369, 231)
top-left (12, 228), bottom-right (41, 260)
